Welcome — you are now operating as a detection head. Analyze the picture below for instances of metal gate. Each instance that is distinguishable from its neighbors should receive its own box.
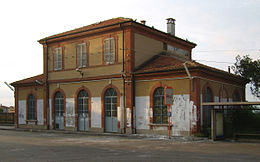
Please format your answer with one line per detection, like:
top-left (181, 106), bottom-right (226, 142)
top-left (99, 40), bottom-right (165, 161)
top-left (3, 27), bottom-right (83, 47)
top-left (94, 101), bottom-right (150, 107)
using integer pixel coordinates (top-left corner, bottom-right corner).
top-left (104, 88), bottom-right (118, 133)
top-left (54, 92), bottom-right (64, 130)
top-left (77, 90), bottom-right (89, 131)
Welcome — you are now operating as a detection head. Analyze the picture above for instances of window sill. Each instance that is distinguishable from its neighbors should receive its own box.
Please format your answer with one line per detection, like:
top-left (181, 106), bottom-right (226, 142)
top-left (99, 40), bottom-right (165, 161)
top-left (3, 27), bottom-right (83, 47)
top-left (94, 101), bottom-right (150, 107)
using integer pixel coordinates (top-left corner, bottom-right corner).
top-left (149, 124), bottom-right (172, 127)
top-left (26, 120), bottom-right (37, 122)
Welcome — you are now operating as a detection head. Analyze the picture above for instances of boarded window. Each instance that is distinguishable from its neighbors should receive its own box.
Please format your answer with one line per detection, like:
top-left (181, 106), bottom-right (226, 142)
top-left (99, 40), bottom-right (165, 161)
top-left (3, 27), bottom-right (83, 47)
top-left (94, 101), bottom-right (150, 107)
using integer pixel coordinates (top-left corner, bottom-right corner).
top-left (54, 47), bottom-right (62, 70)
top-left (77, 43), bottom-right (87, 68)
top-left (104, 38), bottom-right (115, 64)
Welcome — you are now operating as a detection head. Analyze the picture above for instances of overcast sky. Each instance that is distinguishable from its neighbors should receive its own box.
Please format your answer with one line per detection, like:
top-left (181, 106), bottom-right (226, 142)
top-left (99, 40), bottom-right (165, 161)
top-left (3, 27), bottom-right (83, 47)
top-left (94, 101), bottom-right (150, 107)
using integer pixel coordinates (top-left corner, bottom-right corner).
top-left (0, 0), bottom-right (259, 106)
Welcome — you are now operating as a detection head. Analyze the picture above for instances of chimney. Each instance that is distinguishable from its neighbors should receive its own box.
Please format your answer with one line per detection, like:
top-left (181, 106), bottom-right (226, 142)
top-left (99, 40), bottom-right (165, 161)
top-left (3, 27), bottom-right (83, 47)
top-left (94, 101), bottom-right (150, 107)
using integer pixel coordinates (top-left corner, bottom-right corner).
top-left (140, 20), bottom-right (146, 25)
top-left (166, 18), bottom-right (175, 36)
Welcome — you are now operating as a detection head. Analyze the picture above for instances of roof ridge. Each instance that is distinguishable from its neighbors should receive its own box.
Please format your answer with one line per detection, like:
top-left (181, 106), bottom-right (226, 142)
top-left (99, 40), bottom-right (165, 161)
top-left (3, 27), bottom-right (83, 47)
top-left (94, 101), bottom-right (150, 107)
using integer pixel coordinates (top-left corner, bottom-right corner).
top-left (39, 17), bottom-right (133, 42)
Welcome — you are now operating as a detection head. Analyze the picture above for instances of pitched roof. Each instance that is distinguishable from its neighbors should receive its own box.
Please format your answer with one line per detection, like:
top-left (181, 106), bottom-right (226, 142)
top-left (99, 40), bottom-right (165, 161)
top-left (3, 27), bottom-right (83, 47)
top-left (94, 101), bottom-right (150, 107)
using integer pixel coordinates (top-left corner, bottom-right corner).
top-left (134, 53), bottom-right (246, 81)
top-left (39, 17), bottom-right (132, 42)
top-left (11, 74), bottom-right (45, 87)
top-left (135, 53), bottom-right (195, 73)
top-left (38, 17), bottom-right (196, 47)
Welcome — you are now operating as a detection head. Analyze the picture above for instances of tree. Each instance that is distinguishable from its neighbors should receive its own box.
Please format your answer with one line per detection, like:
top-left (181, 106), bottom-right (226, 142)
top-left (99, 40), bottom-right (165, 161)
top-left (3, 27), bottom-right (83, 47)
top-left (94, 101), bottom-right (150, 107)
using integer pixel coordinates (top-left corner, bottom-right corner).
top-left (233, 55), bottom-right (260, 98)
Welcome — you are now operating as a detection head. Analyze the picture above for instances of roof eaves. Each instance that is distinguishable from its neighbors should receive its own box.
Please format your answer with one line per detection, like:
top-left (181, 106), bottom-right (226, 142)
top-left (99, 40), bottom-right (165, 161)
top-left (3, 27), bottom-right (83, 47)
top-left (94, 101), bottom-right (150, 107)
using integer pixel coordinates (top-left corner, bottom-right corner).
top-left (38, 18), bottom-right (133, 44)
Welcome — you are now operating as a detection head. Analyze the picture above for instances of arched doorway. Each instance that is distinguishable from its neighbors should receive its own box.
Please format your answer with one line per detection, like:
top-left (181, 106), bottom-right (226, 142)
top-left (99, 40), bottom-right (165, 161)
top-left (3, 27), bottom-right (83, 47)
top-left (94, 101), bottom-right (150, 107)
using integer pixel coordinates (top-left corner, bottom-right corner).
top-left (54, 91), bottom-right (65, 130)
top-left (77, 90), bottom-right (89, 131)
top-left (104, 88), bottom-right (118, 132)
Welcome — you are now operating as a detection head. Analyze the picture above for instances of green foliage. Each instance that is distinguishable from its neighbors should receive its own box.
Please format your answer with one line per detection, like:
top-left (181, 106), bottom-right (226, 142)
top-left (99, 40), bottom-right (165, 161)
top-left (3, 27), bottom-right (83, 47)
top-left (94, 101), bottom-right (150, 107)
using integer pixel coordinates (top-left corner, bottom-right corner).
top-left (233, 55), bottom-right (260, 97)
top-left (232, 107), bottom-right (260, 133)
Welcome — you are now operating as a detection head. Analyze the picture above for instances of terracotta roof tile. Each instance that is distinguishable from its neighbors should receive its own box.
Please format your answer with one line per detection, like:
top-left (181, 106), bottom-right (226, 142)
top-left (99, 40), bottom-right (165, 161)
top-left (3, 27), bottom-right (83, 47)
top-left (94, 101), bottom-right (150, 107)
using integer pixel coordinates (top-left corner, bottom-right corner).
top-left (11, 74), bottom-right (45, 86)
top-left (135, 53), bottom-right (242, 79)
top-left (39, 17), bottom-right (132, 41)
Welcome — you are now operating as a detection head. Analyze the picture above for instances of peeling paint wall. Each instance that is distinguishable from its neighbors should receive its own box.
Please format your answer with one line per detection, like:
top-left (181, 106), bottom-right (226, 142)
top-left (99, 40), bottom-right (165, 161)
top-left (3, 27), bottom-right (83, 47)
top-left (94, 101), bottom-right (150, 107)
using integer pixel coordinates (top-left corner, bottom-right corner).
top-left (171, 94), bottom-right (197, 136)
top-left (126, 108), bottom-right (131, 128)
top-left (118, 96), bottom-right (123, 128)
top-left (135, 94), bottom-right (197, 136)
top-left (18, 100), bottom-right (26, 124)
top-left (66, 98), bottom-right (75, 127)
top-left (91, 97), bottom-right (101, 128)
top-left (37, 100), bottom-right (44, 125)
top-left (135, 96), bottom-right (150, 130)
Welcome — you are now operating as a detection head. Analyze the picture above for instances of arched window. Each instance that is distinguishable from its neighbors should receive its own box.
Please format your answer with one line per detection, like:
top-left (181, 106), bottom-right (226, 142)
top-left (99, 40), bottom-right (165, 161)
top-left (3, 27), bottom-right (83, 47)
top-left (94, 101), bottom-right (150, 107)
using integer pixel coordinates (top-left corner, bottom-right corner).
top-left (27, 94), bottom-right (36, 120)
top-left (54, 92), bottom-right (64, 116)
top-left (153, 87), bottom-right (167, 124)
top-left (104, 38), bottom-right (115, 64)
top-left (203, 87), bottom-right (213, 127)
top-left (77, 90), bottom-right (89, 115)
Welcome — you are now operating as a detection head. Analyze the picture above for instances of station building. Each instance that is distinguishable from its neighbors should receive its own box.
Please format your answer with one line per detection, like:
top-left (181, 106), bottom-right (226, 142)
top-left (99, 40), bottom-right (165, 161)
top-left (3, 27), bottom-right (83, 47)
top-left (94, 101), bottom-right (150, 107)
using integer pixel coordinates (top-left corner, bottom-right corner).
top-left (11, 17), bottom-right (246, 136)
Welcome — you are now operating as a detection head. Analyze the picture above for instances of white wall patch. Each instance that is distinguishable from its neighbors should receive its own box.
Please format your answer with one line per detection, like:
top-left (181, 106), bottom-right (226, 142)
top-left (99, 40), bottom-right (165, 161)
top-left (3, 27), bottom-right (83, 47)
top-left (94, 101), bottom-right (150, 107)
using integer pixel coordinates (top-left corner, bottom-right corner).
top-left (37, 99), bottom-right (44, 125)
top-left (66, 98), bottom-right (75, 127)
top-left (91, 97), bottom-right (101, 128)
top-left (18, 100), bottom-right (26, 124)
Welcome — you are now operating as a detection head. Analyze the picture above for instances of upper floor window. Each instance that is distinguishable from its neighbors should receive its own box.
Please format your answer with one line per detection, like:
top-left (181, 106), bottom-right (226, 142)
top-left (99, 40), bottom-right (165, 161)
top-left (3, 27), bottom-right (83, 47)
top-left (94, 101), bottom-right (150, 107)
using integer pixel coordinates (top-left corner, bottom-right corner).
top-left (54, 47), bottom-right (62, 71)
top-left (27, 94), bottom-right (36, 120)
top-left (77, 43), bottom-right (87, 68)
top-left (104, 38), bottom-right (115, 64)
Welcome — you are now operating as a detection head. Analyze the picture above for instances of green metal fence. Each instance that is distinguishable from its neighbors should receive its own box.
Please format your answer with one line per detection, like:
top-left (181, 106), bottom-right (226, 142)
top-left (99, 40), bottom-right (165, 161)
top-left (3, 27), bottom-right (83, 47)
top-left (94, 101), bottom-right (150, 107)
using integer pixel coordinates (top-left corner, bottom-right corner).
top-left (0, 113), bottom-right (15, 125)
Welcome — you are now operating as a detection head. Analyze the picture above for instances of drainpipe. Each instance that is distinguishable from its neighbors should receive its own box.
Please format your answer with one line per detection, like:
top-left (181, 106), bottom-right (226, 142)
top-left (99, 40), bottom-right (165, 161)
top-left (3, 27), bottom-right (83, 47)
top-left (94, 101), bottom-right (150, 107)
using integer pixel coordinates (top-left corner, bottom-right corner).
top-left (132, 73), bottom-right (136, 134)
top-left (45, 40), bottom-right (50, 130)
top-left (183, 62), bottom-right (192, 80)
top-left (184, 61), bottom-right (194, 91)
top-left (120, 23), bottom-right (126, 133)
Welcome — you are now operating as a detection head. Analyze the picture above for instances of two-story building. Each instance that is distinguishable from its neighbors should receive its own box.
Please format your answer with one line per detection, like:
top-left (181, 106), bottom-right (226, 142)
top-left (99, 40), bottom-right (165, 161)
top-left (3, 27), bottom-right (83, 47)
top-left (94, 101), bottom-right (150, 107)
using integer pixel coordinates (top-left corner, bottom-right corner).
top-left (11, 17), bottom-right (247, 136)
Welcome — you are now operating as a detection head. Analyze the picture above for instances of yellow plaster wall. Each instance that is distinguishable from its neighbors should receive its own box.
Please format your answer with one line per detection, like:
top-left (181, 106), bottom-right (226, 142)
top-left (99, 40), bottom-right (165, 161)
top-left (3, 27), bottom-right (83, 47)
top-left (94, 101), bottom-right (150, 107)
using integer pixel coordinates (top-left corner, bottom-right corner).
top-left (135, 33), bottom-right (163, 68)
top-left (49, 79), bottom-right (123, 98)
top-left (48, 47), bottom-right (53, 71)
top-left (47, 32), bottom-right (123, 81)
top-left (48, 63), bottom-right (122, 80)
top-left (18, 87), bottom-right (44, 100)
top-left (64, 42), bottom-right (77, 69)
top-left (135, 79), bottom-right (190, 96)
top-left (89, 37), bottom-right (103, 66)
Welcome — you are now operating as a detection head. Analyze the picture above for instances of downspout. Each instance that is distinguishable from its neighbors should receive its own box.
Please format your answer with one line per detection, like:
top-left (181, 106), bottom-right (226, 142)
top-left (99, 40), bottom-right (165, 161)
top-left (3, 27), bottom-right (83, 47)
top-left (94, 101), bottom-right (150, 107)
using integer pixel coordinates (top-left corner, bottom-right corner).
top-left (132, 73), bottom-right (136, 134)
top-left (184, 61), bottom-right (194, 91)
top-left (184, 61), bottom-right (194, 135)
top-left (120, 23), bottom-right (126, 133)
top-left (45, 40), bottom-right (50, 130)
top-left (183, 61), bottom-right (192, 80)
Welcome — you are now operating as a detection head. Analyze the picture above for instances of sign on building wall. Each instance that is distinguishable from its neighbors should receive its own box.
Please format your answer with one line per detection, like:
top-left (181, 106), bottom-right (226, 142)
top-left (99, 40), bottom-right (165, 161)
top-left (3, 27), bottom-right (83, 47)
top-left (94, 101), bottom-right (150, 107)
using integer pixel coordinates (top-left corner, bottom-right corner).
top-left (164, 86), bottom-right (173, 105)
